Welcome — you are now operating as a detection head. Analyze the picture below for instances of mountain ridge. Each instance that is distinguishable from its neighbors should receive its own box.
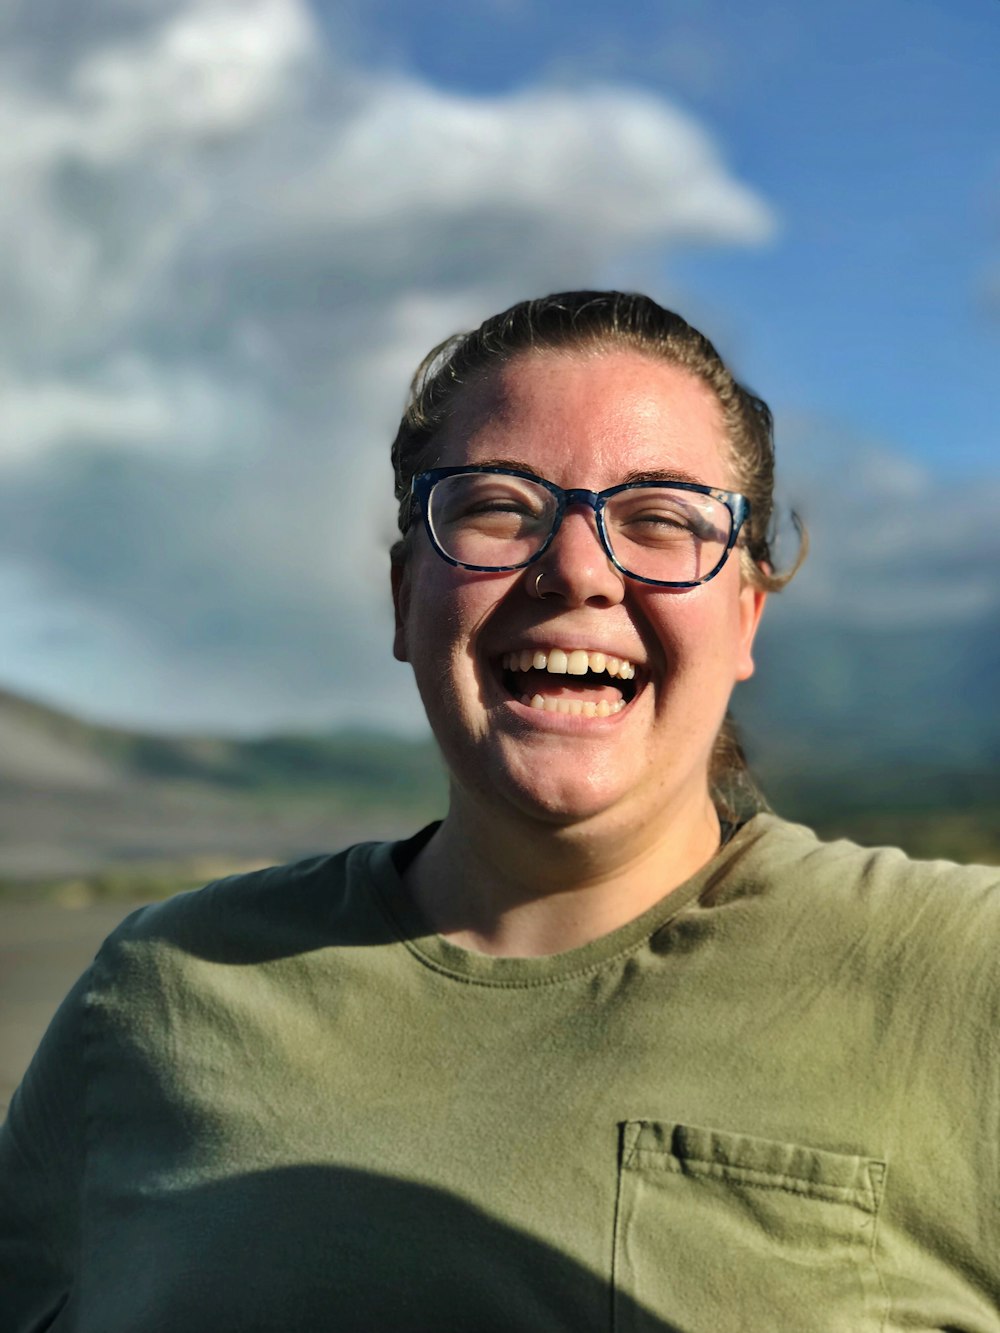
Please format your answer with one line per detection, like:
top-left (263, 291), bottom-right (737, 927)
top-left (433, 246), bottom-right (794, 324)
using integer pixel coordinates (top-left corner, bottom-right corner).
top-left (0, 671), bottom-right (996, 887)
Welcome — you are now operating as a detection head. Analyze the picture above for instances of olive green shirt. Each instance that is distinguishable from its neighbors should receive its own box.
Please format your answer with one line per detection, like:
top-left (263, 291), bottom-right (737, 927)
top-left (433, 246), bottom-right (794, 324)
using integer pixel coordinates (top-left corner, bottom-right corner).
top-left (2, 815), bottom-right (998, 1331)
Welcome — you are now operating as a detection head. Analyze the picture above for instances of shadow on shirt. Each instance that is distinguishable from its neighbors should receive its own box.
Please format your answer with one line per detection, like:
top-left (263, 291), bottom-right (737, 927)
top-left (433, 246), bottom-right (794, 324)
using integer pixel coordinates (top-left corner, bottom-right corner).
top-left (73, 1161), bottom-right (677, 1333)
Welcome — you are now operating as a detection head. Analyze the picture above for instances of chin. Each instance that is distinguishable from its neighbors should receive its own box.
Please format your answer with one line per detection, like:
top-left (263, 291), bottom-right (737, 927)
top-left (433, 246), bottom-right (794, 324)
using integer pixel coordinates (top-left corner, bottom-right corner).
top-left (479, 747), bottom-right (637, 827)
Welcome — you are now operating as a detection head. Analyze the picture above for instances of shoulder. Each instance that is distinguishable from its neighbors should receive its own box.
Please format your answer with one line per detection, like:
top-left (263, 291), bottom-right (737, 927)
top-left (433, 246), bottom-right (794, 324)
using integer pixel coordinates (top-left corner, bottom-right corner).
top-left (732, 812), bottom-right (1000, 979)
top-left (745, 812), bottom-right (1000, 898)
top-left (94, 839), bottom-right (397, 976)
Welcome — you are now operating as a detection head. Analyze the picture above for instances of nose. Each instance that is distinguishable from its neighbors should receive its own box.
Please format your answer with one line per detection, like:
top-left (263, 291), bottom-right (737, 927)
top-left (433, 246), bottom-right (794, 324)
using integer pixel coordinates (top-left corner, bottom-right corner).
top-left (528, 504), bottom-right (625, 607)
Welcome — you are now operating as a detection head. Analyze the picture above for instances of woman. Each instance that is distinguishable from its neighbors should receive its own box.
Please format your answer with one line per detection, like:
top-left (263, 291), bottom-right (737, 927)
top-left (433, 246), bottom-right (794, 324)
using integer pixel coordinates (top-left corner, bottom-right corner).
top-left (2, 291), bottom-right (998, 1331)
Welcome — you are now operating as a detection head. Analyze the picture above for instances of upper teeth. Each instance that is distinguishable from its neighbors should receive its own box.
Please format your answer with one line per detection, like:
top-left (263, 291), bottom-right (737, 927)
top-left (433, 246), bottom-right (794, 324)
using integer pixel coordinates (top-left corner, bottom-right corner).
top-left (502, 649), bottom-right (636, 680)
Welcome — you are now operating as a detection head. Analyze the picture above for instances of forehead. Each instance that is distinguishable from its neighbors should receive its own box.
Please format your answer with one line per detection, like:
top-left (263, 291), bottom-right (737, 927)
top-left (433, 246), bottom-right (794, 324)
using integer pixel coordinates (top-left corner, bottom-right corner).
top-left (433, 348), bottom-right (732, 488)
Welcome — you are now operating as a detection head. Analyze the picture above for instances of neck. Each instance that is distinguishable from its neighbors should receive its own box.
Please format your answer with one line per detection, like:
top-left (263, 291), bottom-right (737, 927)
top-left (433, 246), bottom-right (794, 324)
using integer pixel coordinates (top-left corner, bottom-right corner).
top-left (403, 787), bottom-right (723, 958)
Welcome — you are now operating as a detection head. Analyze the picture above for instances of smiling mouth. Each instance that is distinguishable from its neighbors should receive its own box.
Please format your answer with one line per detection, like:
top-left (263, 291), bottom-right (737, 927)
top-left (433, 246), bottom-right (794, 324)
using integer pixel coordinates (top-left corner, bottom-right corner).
top-left (498, 648), bottom-right (640, 717)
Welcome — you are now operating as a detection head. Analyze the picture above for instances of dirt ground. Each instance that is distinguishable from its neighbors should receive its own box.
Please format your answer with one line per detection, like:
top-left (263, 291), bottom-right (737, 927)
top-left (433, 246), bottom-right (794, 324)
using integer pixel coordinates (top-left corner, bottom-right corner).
top-left (0, 900), bottom-right (144, 1113)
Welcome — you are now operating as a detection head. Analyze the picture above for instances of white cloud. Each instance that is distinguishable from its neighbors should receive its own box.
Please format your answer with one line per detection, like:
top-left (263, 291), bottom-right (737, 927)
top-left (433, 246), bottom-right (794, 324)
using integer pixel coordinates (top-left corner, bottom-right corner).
top-left (0, 359), bottom-right (274, 462)
top-left (0, 0), bottom-right (782, 732)
top-left (72, 0), bottom-right (314, 152)
top-left (295, 81), bottom-right (775, 244)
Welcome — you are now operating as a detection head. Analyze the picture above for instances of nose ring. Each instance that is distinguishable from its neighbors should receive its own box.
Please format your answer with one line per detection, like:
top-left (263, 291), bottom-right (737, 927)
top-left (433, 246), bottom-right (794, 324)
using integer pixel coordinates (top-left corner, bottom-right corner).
top-left (534, 570), bottom-right (553, 600)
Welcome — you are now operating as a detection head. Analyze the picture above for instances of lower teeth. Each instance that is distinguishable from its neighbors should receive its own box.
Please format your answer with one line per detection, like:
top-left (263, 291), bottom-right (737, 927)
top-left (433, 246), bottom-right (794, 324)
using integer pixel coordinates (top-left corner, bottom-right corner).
top-left (521, 695), bottom-right (625, 717)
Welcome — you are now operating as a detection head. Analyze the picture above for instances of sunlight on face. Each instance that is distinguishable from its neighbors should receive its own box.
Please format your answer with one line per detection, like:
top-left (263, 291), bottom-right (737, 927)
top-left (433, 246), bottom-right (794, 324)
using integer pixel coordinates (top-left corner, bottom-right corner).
top-left (394, 348), bottom-right (766, 834)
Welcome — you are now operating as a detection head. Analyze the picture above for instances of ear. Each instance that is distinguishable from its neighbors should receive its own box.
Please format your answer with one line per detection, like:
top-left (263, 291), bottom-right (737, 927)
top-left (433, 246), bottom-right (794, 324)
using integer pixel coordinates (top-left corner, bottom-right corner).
top-left (734, 581), bottom-right (767, 682)
top-left (391, 558), bottom-right (410, 663)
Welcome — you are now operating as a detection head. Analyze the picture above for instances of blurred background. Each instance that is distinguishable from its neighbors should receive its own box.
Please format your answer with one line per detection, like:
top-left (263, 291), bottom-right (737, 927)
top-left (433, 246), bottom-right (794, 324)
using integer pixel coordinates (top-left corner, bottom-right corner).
top-left (1, 0), bottom-right (998, 1087)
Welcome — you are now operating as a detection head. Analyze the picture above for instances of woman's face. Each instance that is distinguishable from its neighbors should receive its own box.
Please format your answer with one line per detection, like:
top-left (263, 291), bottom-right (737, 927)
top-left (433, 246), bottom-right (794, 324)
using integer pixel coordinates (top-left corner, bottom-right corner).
top-left (392, 348), bottom-right (767, 836)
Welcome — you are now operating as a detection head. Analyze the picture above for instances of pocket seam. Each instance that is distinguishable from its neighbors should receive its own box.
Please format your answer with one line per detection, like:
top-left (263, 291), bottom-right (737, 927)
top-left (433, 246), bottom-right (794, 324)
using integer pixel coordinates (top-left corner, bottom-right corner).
top-left (623, 1119), bottom-right (886, 1213)
top-left (628, 1150), bottom-right (883, 1212)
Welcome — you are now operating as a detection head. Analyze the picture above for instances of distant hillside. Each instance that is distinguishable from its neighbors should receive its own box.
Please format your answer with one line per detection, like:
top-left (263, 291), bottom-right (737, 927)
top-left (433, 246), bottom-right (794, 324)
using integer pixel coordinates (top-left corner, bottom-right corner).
top-left (737, 614), bottom-right (1000, 770)
top-left (0, 687), bottom-right (448, 888)
top-left (0, 687), bottom-right (124, 790)
top-left (0, 673), bottom-right (996, 895)
top-left (0, 686), bottom-right (446, 798)
top-left (735, 614), bottom-right (999, 864)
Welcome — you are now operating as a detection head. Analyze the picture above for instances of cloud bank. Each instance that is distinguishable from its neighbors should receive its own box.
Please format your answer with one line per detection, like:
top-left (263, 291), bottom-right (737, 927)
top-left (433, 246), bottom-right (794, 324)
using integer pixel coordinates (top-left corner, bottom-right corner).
top-left (3, 0), bottom-right (992, 738)
top-left (775, 417), bottom-right (1000, 630)
top-left (0, 0), bottom-right (781, 731)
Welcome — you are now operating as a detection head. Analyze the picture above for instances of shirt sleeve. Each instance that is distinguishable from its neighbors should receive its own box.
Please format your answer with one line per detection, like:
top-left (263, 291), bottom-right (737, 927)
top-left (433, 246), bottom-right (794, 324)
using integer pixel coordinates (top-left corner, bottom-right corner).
top-left (0, 969), bottom-right (90, 1332)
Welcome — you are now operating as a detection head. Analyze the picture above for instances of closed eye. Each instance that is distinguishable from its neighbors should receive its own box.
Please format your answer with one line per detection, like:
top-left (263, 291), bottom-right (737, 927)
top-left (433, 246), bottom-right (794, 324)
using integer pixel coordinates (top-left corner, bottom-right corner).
top-left (611, 498), bottom-right (726, 544)
top-left (463, 498), bottom-right (538, 517)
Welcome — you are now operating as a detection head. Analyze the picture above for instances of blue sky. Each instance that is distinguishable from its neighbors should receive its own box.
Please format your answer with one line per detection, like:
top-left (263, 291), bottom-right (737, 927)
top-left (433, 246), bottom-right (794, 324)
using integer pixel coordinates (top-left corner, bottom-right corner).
top-left (334, 0), bottom-right (999, 472)
top-left (0, 0), bottom-right (996, 735)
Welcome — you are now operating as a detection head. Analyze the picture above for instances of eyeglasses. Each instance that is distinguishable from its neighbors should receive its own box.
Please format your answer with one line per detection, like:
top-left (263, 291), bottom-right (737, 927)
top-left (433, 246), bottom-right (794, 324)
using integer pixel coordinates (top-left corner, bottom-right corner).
top-left (411, 467), bottom-right (751, 588)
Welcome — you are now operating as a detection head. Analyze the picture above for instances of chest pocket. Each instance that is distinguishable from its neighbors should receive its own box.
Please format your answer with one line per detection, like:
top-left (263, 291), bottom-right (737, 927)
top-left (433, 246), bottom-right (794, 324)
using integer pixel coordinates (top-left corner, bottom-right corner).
top-left (613, 1121), bottom-right (888, 1333)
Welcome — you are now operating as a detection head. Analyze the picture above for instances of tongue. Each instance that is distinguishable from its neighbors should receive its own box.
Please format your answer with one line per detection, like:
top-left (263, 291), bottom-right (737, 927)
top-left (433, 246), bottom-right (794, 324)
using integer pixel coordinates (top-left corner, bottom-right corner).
top-left (510, 668), bottom-right (624, 706)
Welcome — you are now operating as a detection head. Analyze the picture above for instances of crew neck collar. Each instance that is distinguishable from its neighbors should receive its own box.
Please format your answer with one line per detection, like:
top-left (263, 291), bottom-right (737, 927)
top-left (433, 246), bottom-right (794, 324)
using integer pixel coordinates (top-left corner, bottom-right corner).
top-left (366, 814), bottom-right (770, 988)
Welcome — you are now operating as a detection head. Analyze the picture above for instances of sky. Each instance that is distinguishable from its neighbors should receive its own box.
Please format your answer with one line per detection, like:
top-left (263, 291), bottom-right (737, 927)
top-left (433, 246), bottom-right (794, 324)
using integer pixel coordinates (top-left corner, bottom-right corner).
top-left (0, 0), bottom-right (997, 737)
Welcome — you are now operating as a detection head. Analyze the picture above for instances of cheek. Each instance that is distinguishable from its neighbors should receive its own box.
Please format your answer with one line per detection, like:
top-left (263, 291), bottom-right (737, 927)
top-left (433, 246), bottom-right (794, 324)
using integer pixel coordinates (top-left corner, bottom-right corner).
top-left (403, 552), bottom-right (518, 672)
top-left (644, 583), bottom-right (750, 681)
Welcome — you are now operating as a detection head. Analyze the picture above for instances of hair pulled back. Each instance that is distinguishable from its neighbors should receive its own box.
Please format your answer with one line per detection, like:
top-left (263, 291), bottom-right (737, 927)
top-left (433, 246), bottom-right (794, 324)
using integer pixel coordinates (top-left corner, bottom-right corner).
top-left (389, 290), bottom-right (806, 820)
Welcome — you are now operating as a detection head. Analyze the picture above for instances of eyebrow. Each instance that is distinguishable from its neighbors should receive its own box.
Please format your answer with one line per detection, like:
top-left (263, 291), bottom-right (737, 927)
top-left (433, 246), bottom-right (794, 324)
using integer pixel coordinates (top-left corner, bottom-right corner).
top-left (617, 467), bottom-right (708, 487)
top-left (471, 457), bottom-right (544, 476)
top-left (471, 459), bottom-right (711, 488)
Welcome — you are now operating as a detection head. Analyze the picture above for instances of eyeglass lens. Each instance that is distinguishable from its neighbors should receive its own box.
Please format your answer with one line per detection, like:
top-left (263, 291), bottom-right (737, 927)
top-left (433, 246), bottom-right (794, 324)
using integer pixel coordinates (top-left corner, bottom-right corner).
top-left (426, 472), bottom-right (734, 584)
